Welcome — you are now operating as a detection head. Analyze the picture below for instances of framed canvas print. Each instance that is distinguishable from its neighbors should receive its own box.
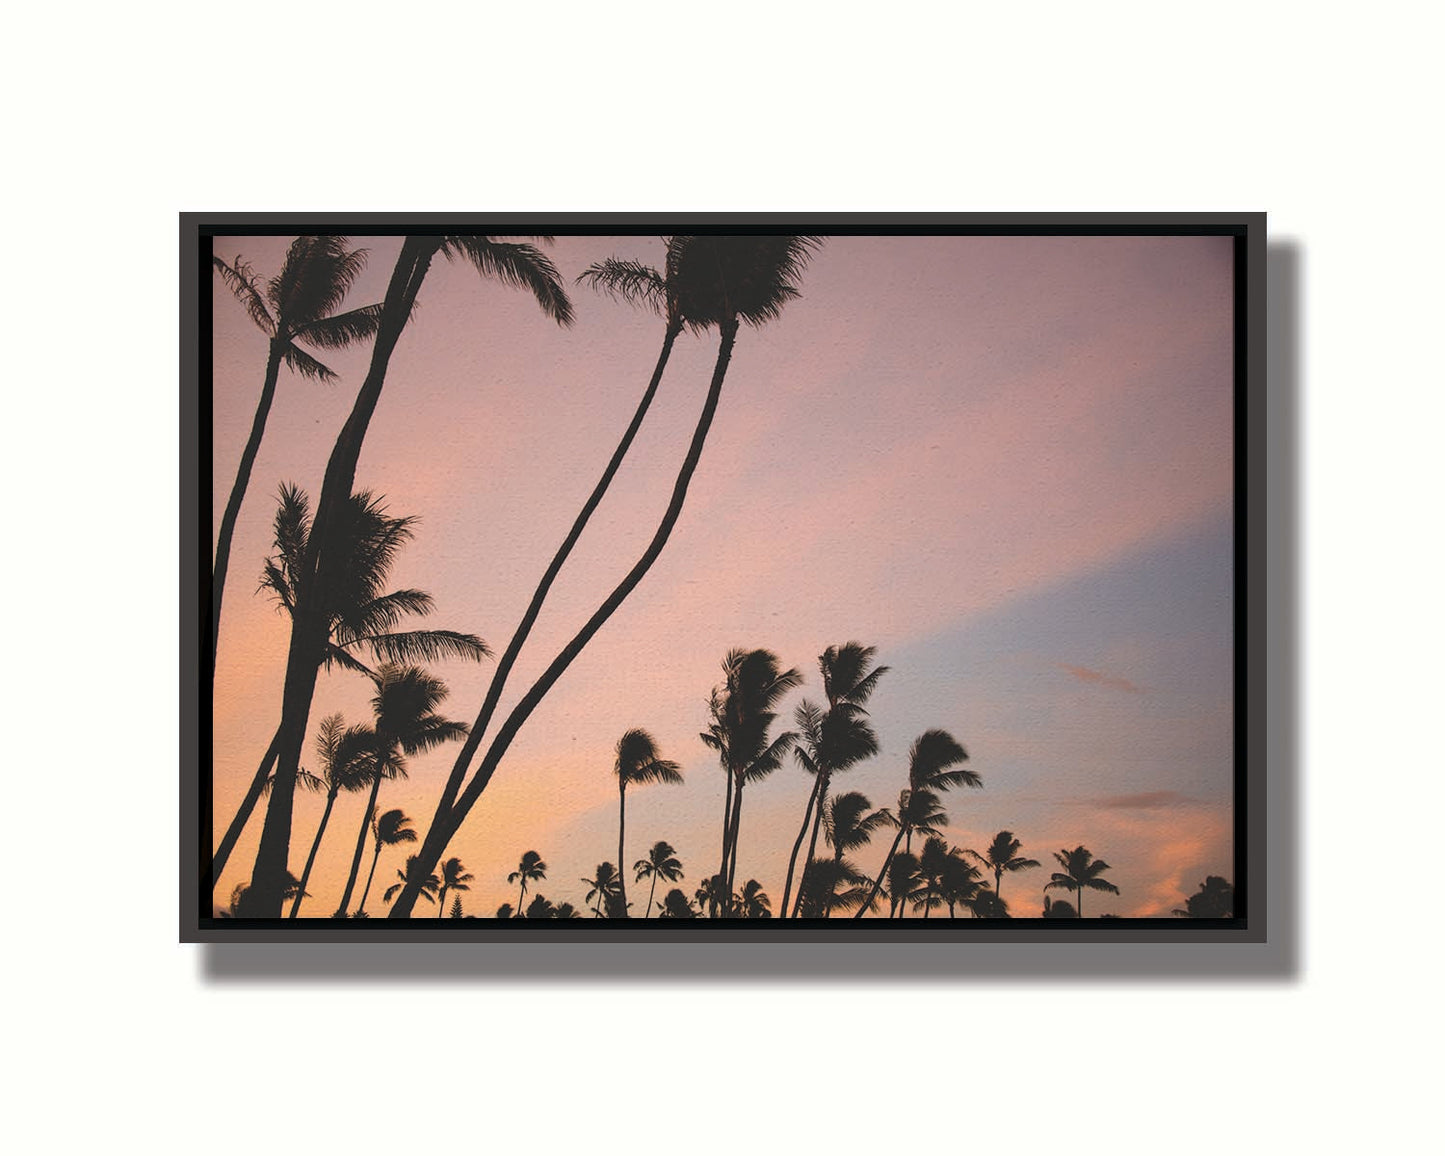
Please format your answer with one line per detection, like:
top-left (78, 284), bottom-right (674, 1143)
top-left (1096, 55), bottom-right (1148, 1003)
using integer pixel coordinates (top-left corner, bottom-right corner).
top-left (181, 214), bottom-right (1264, 942)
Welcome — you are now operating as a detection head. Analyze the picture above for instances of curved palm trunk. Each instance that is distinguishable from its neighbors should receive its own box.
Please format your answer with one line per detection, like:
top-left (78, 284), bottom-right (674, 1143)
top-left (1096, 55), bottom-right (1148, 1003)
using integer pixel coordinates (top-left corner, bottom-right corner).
top-left (823, 844), bottom-right (846, 919)
top-left (212, 339), bottom-right (285, 684)
top-left (245, 239), bottom-right (434, 917)
top-left (617, 784), bottom-right (628, 918)
top-left (645, 873), bottom-right (658, 918)
top-left (335, 774), bottom-right (383, 916)
top-left (411, 325), bottom-right (683, 887)
top-left (995, 866), bottom-right (1003, 898)
top-left (389, 318), bottom-right (741, 917)
top-left (724, 780), bottom-right (745, 902)
top-left (436, 886), bottom-right (449, 919)
top-left (356, 836), bottom-right (383, 915)
top-left (288, 788), bottom-right (338, 918)
top-left (779, 775), bottom-right (822, 921)
top-left (210, 727), bottom-right (280, 887)
top-left (857, 823), bottom-right (907, 918)
top-left (518, 882), bottom-right (528, 915)
top-left (712, 765), bottom-right (734, 917)
top-left (792, 774), bottom-right (830, 918)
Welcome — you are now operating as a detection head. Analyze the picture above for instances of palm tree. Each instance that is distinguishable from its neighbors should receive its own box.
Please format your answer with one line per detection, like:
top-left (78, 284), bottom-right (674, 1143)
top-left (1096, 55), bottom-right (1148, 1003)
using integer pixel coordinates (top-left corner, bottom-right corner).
top-left (553, 901), bottom-right (583, 920)
top-left (334, 666), bottom-right (468, 916)
top-left (964, 830), bottom-right (1040, 902)
top-left (246, 235), bottom-right (571, 917)
top-left (384, 855), bottom-right (439, 910)
top-left (913, 837), bottom-right (958, 919)
top-left (494, 903), bottom-right (515, 919)
top-left (434, 857), bottom-right (474, 920)
top-left (970, 889), bottom-right (1009, 918)
top-left (288, 714), bottom-right (374, 917)
top-left (524, 894), bottom-right (557, 919)
top-left (856, 730), bottom-right (978, 917)
top-left (388, 236), bottom-right (823, 918)
top-left (736, 879), bottom-right (772, 919)
top-left (694, 874), bottom-right (729, 918)
top-left (885, 851), bottom-right (922, 919)
top-left (658, 889), bottom-right (696, 919)
top-left (351, 808), bottom-right (417, 916)
top-left (211, 237), bottom-right (383, 682)
top-left (221, 871), bottom-right (309, 917)
top-left (1044, 846), bottom-right (1120, 918)
top-left (613, 730), bottom-right (682, 919)
top-left (582, 862), bottom-right (621, 917)
top-left (1042, 895), bottom-right (1078, 918)
top-left (781, 643), bottom-right (887, 919)
top-left (633, 840), bottom-right (684, 921)
top-left (1174, 876), bottom-right (1233, 918)
top-left (508, 851), bottom-right (547, 916)
top-left (820, 789), bottom-right (890, 919)
top-left (939, 847), bottom-right (985, 917)
top-left (699, 649), bottom-right (801, 915)
top-left (212, 485), bottom-right (487, 888)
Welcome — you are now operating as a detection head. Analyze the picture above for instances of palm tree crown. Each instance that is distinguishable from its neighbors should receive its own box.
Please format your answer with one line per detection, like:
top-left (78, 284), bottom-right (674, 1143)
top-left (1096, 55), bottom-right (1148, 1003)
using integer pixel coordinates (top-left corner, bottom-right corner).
top-left (508, 850), bottom-right (547, 915)
top-left (1045, 846), bottom-right (1121, 917)
top-left (965, 830), bottom-right (1041, 899)
top-left (634, 840), bottom-right (685, 921)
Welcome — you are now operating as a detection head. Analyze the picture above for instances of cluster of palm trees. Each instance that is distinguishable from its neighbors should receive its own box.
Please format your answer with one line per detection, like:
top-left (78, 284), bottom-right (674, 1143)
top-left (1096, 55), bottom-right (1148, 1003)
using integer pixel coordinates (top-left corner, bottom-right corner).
top-left (209, 232), bottom-right (1151, 923)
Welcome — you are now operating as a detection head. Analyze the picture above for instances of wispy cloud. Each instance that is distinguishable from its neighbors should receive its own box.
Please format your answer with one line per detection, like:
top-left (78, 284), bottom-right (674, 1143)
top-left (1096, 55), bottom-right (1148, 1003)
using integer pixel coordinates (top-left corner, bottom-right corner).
top-left (1059, 664), bottom-right (1144, 694)
top-left (1086, 790), bottom-right (1192, 809)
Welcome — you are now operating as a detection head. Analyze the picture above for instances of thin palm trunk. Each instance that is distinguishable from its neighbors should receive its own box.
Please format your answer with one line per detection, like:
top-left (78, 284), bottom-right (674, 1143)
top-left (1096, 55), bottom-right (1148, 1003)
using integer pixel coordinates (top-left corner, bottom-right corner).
top-left (518, 881), bottom-right (528, 914)
top-left (288, 789), bottom-right (337, 918)
top-left (713, 764), bottom-right (734, 917)
top-left (389, 318), bottom-right (741, 917)
top-left (212, 340), bottom-right (285, 684)
top-left (412, 325), bottom-right (682, 884)
top-left (617, 785), bottom-right (628, 918)
top-left (793, 774), bottom-right (830, 918)
top-left (645, 873), bottom-right (658, 918)
top-left (211, 727), bottom-right (280, 887)
top-left (436, 886), bottom-right (449, 917)
top-left (779, 774), bottom-right (821, 921)
top-left (335, 774), bottom-right (383, 916)
top-left (823, 844), bottom-right (845, 919)
top-left (356, 835), bottom-right (383, 915)
top-left (724, 779), bottom-right (745, 901)
top-left (246, 239), bottom-right (434, 916)
top-left (858, 823), bottom-right (907, 918)
top-left (1077, 886), bottom-right (1083, 918)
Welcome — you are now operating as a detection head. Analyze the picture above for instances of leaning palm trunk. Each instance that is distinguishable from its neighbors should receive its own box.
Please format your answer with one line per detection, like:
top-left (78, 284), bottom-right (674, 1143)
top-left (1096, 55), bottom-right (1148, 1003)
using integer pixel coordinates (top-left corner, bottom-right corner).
top-left (416, 326), bottom-right (683, 873)
top-left (857, 823), bottom-right (908, 918)
top-left (792, 774), bottom-right (831, 918)
top-left (334, 774), bottom-right (383, 916)
top-left (712, 764), bottom-right (734, 917)
top-left (289, 788), bottom-right (339, 918)
top-left (356, 834), bottom-right (385, 915)
top-left (245, 240), bottom-right (435, 916)
top-left (617, 784), bottom-right (629, 918)
top-left (212, 339), bottom-right (284, 683)
top-left (210, 727), bottom-right (280, 886)
top-left (389, 318), bottom-right (741, 916)
top-left (724, 779), bottom-right (746, 901)
top-left (778, 775), bottom-right (822, 921)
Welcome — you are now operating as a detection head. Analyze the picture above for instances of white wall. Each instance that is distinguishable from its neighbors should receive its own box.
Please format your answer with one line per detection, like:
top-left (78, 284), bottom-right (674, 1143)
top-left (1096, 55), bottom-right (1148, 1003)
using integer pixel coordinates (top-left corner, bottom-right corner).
top-left (7, 2), bottom-right (1437, 1152)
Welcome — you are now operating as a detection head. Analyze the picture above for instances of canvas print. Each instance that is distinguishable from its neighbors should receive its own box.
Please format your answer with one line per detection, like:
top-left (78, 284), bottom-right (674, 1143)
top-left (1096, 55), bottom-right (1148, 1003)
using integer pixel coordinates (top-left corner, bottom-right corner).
top-left (192, 221), bottom-right (1250, 932)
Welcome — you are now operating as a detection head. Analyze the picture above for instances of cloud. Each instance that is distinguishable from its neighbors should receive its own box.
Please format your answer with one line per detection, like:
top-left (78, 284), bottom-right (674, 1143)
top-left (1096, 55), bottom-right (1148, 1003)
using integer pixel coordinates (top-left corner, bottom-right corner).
top-left (1086, 790), bottom-right (1192, 810)
top-left (1058, 664), bottom-right (1144, 694)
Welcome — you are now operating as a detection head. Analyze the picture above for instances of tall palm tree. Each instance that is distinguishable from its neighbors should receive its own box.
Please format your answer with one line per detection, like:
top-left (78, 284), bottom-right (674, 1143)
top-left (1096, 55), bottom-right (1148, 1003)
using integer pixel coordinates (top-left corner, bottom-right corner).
top-left (353, 808), bottom-right (417, 917)
top-left (780, 650), bottom-right (888, 919)
top-left (288, 714), bottom-right (374, 917)
top-left (582, 862), bottom-right (621, 917)
top-left (856, 729), bottom-right (976, 917)
top-left (699, 649), bottom-right (801, 915)
top-left (388, 236), bottom-right (823, 918)
top-left (334, 666), bottom-right (468, 916)
top-left (613, 730), bottom-right (682, 918)
top-left (212, 484), bottom-right (487, 888)
top-left (633, 840), bottom-right (684, 920)
top-left (818, 790), bottom-right (890, 917)
top-left (964, 830), bottom-right (1040, 902)
top-left (508, 850), bottom-right (547, 916)
top-left (1045, 846), bottom-right (1120, 917)
top-left (383, 855), bottom-right (439, 910)
top-left (246, 235), bottom-right (571, 917)
top-left (434, 857), bottom-right (474, 920)
top-left (211, 237), bottom-right (383, 682)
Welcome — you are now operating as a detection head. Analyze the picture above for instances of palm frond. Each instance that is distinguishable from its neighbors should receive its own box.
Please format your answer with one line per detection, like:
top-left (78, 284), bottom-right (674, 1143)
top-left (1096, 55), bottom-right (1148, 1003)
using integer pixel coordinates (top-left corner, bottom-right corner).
top-left (439, 236), bottom-right (574, 326)
top-left (576, 258), bottom-right (667, 317)
top-left (293, 303), bottom-right (384, 350)
top-left (340, 628), bottom-right (490, 667)
top-left (213, 254), bottom-right (275, 336)
top-left (280, 341), bottom-right (337, 383)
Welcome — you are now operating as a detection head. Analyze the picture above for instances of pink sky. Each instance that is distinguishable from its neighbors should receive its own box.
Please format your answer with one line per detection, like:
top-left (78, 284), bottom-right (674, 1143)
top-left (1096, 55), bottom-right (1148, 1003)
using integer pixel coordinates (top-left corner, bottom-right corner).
top-left (211, 234), bottom-right (1235, 919)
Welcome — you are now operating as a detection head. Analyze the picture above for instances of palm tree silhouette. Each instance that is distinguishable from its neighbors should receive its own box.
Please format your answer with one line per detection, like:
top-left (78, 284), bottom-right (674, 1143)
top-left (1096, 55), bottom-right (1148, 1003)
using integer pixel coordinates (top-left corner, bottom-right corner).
top-left (212, 485), bottom-right (486, 889)
top-left (388, 236), bottom-right (822, 919)
top-left (288, 714), bottom-right (374, 917)
top-left (633, 840), bottom-right (684, 921)
top-left (383, 855), bottom-right (439, 910)
top-left (699, 649), bottom-right (801, 915)
top-left (494, 903), bottom-right (515, 919)
top-left (816, 790), bottom-right (889, 917)
top-left (884, 851), bottom-right (922, 919)
top-left (352, 808), bottom-right (417, 917)
top-left (613, 730), bottom-right (682, 918)
top-left (736, 879), bottom-right (772, 919)
top-left (582, 862), bottom-right (621, 917)
top-left (246, 235), bottom-right (570, 917)
top-left (856, 730), bottom-right (978, 917)
top-left (333, 666), bottom-right (467, 917)
top-left (1044, 846), bottom-right (1120, 918)
top-left (524, 894), bottom-right (557, 919)
top-left (1173, 875), bottom-right (1233, 918)
top-left (694, 874), bottom-right (730, 917)
top-left (552, 901), bottom-right (582, 920)
top-left (211, 237), bottom-right (382, 683)
top-left (508, 850), bottom-right (547, 916)
top-left (434, 857), bottom-right (474, 920)
top-left (781, 644), bottom-right (887, 919)
top-left (964, 830), bottom-right (1041, 903)
top-left (658, 889), bottom-right (697, 919)
top-left (939, 846), bottom-right (985, 917)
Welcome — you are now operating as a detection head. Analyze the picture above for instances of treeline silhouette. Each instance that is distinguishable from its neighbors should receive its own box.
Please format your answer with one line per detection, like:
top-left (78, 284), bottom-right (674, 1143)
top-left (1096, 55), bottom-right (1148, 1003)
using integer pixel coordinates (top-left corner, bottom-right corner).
top-left (209, 234), bottom-right (1227, 922)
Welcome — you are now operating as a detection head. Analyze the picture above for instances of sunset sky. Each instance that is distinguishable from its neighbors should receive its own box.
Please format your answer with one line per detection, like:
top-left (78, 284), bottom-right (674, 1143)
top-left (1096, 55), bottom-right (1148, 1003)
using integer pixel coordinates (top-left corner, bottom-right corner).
top-left (210, 232), bottom-right (1235, 919)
